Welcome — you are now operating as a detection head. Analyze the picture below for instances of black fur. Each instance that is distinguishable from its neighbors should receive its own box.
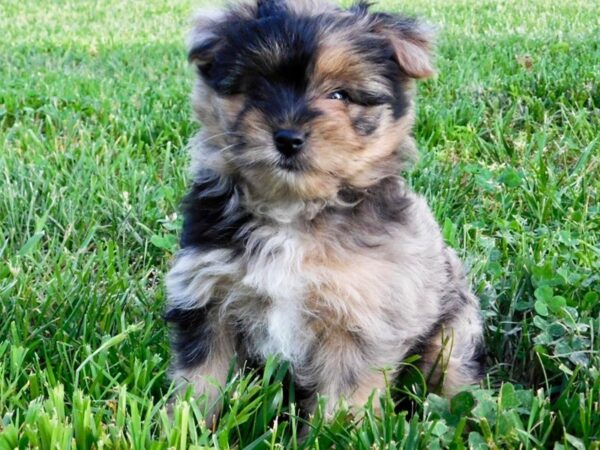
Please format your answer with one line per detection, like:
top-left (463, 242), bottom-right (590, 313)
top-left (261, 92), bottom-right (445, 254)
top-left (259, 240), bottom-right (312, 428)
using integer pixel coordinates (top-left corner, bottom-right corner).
top-left (256, 0), bottom-right (286, 18)
top-left (165, 306), bottom-right (214, 368)
top-left (249, 82), bottom-right (322, 130)
top-left (390, 79), bottom-right (410, 119)
top-left (471, 339), bottom-right (487, 378)
top-left (201, 11), bottom-right (321, 96)
top-left (180, 171), bottom-right (251, 250)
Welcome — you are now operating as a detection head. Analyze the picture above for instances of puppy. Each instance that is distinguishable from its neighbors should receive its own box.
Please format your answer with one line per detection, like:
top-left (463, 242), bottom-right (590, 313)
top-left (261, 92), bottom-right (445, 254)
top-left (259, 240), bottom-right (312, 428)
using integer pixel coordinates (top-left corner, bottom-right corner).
top-left (165, 0), bottom-right (485, 417)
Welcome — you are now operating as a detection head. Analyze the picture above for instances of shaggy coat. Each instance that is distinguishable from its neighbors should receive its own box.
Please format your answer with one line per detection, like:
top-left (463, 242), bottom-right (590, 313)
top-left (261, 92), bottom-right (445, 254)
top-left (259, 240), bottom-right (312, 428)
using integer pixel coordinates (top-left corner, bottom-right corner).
top-left (166, 0), bottom-right (485, 416)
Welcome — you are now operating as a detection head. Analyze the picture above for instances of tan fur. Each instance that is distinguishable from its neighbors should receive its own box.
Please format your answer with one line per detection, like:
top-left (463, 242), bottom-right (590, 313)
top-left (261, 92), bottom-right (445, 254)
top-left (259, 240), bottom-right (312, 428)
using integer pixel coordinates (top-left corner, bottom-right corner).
top-left (313, 35), bottom-right (396, 96)
top-left (171, 331), bottom-right (236, 425)
top-left (390, 38), bottom-right (436, 79)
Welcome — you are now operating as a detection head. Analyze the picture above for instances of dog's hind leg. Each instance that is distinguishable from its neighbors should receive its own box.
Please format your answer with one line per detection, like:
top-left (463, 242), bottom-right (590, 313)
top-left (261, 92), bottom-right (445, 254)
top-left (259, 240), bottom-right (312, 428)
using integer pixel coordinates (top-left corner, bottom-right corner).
top-left (419, 299), bottom-right (486, 396)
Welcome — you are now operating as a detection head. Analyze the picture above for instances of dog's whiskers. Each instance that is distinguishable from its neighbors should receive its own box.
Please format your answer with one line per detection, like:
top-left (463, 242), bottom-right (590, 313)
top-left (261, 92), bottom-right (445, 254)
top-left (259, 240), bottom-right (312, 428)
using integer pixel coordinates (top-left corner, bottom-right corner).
top-left (199, 131), bottom-right (241, 144)
top-left (217, 142), bottom-right (245, 153)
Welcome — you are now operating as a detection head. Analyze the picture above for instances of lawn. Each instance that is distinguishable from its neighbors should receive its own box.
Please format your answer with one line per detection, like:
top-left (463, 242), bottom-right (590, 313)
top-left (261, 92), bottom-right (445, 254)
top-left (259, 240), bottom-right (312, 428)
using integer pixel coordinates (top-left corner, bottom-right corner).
top-left (0, 0), bottom-right (598, 448)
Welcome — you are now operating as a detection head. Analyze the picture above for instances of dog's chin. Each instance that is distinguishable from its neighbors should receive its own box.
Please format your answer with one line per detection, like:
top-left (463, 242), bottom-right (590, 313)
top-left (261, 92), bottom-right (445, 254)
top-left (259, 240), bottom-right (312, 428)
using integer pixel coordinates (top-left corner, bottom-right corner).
top-left (240, 163), bottom-right (321, 202)
top-left (233, 149), bottom-right (342, 202)
top-left (277, 156), bottom-right (306, 172)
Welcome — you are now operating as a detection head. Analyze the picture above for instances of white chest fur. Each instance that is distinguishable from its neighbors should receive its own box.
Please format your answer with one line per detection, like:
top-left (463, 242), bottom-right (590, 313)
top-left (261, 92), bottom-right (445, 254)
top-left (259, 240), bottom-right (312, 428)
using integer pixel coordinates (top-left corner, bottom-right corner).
top-left (240, 224), bottom-right (314, 362)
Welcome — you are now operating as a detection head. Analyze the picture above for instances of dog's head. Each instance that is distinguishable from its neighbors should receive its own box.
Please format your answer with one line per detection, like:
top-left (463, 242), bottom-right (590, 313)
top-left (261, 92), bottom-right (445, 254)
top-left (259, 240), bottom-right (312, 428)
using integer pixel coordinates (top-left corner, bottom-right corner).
top-left (188, 0), bottom-right (434, 202)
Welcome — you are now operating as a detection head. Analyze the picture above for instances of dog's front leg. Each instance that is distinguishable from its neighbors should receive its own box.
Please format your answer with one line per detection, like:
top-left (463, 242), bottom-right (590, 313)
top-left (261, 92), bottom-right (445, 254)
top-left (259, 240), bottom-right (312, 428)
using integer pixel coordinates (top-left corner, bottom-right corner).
top-left (300, 333), bottom-right (388, 417)
top-left (166, 306), bottom-right (235, 424)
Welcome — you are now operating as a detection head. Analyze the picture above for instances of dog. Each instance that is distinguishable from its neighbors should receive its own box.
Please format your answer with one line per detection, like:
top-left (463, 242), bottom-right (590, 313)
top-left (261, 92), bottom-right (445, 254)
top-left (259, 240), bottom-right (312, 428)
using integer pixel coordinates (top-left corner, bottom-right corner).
top-left (165, 0), bottom-right (485, 417)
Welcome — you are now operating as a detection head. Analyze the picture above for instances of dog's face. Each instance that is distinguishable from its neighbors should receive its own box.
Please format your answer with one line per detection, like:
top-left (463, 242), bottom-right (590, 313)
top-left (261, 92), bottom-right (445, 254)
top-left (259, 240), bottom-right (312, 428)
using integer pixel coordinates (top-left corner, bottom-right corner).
top-left (189, 0), bottom-right (433, 201)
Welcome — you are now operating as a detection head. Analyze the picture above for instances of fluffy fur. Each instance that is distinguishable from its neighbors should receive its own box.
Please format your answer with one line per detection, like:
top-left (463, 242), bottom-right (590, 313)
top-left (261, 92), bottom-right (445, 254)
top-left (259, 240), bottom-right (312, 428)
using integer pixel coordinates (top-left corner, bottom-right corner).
top-left (165, 0), bottom-right (485, 417)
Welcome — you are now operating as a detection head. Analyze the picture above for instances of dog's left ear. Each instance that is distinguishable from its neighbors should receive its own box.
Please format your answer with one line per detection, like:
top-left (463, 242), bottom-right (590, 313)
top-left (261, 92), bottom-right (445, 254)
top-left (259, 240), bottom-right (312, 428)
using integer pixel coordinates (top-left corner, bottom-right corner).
top-left (187, 9), bottom-right (226, 76)
top-left (362, 8), bottom-right (435, 79)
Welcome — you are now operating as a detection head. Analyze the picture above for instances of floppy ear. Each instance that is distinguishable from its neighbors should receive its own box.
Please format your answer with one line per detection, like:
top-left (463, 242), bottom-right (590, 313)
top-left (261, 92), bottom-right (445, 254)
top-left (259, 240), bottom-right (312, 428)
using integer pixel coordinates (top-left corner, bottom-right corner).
top-left (372, 12), bottom-right (436, 79)
top-left (187, 9), bottom-right (226, 75)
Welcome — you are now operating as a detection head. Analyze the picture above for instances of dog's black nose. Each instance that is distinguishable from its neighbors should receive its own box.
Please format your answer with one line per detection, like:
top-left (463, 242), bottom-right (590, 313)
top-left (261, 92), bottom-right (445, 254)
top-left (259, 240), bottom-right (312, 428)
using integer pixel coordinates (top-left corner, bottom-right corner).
top-left (274, 129), bottom-right (305, 157)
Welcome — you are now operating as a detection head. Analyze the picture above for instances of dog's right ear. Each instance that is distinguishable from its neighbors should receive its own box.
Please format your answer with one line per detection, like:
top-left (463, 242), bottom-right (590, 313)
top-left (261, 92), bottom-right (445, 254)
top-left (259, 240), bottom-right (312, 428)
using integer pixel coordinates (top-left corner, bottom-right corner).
top-left (187, 9), bottom-right (226, 77)
top-left (349, 2), bottom-right (435, 80)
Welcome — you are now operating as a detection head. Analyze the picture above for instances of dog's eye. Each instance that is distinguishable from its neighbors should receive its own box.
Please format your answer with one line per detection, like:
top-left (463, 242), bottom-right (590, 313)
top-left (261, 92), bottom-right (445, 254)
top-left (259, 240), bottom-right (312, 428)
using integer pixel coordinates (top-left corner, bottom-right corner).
top-left (328, 90), bottom-right (350, 101)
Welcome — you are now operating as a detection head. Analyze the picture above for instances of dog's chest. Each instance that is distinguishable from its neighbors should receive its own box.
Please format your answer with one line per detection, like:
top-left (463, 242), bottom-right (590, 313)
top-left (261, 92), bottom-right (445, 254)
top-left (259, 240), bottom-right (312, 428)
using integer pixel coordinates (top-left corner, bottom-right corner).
top-left (235, 224), bottom-right (317, 362)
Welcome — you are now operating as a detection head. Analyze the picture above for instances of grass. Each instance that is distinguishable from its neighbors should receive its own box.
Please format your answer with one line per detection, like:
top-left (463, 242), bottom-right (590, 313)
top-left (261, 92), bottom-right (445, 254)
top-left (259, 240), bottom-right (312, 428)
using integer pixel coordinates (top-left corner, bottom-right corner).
top-left (0, 0), bottom-right (598, 447)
